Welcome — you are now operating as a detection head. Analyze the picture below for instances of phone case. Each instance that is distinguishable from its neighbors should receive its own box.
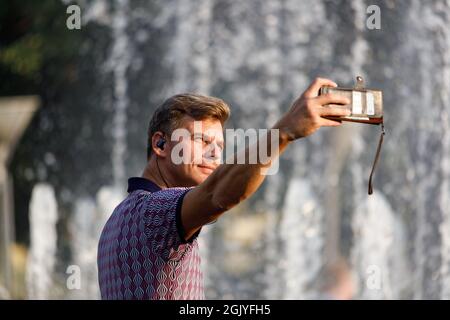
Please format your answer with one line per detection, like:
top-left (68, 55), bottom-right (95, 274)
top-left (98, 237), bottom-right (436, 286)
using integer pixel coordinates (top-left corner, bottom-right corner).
top-left (319, 78), bottom-right (383, 125)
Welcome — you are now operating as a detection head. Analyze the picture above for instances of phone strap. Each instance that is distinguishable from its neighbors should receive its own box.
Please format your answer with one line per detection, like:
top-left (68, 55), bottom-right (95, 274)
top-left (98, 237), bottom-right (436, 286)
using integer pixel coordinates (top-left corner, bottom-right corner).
top-left (368, 122), bottom-right (385, 195)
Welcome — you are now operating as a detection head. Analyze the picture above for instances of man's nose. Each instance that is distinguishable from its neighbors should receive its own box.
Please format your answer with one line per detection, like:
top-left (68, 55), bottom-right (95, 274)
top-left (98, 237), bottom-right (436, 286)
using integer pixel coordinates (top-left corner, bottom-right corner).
top-left (205, 143), bottom-right (221, 160)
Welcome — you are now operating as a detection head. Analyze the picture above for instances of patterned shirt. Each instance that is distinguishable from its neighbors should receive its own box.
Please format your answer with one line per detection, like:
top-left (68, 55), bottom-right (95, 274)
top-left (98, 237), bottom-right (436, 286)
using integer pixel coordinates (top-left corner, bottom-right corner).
top-left (97, 177), bottom-right (204, 300)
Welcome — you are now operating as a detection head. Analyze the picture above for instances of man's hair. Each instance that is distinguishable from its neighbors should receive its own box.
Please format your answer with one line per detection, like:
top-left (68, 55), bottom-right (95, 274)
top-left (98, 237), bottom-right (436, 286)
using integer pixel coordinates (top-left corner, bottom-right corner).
top-left (147, 93), bottom-right (231, 159)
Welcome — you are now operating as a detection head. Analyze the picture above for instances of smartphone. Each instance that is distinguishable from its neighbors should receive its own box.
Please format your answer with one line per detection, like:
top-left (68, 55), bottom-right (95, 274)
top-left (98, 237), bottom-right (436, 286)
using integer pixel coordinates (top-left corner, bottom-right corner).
top-left (319, 86), bottom-right (383, 125)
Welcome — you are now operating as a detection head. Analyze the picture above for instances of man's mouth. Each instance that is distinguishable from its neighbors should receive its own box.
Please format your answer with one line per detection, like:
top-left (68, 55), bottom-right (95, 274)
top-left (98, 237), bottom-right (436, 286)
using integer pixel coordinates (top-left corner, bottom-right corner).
top-left (197, 164), bottom-right (217, 173)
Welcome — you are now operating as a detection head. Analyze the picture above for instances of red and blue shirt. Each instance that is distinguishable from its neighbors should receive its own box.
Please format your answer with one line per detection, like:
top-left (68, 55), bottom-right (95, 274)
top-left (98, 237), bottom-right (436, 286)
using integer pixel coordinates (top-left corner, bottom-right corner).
top-left (97, 177), bottom-right (204, 299)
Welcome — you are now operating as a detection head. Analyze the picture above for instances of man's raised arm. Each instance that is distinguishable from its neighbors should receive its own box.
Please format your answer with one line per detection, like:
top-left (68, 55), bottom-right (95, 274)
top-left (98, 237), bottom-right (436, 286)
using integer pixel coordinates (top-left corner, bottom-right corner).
top-left (180, 78), bottom-right (351, 240)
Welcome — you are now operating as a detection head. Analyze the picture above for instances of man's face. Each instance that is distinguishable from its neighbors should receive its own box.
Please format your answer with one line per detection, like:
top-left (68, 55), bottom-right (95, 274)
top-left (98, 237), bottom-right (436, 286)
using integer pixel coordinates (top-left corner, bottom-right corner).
top-left (163, 116), bottom-right (224, 187)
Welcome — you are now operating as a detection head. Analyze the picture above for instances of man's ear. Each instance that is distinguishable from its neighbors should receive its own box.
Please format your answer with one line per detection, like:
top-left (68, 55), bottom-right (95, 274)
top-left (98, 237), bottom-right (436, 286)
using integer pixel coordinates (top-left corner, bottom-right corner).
top-left (151, 131), bottom-right (168, 158)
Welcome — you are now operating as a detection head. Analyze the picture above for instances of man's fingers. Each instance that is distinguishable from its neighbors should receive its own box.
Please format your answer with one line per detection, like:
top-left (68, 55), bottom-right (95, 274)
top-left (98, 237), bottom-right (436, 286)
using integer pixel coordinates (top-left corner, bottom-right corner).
top-left (318, 105), bottom-right (351, 117)
top-left (319, 118), bottom-right (343, 127)
top-left (303, 77), bottom-right (338, 98)
top-left (315, 93), bottom-right (351, 106)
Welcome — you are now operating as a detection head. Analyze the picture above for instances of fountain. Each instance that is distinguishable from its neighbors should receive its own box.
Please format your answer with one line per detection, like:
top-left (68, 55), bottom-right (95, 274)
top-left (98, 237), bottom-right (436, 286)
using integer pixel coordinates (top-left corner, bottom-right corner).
top-left (26, 183), bottom-right (58, 299)
top-left (13, 0), bottom-right (450, 299)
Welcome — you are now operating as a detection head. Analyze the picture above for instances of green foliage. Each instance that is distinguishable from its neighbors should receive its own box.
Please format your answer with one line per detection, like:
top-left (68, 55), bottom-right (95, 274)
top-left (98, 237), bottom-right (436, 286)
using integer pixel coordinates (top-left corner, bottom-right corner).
top-left (0, 34), bottom-right (43, 78)
top-left (0, 0), bottom-right (82, 94)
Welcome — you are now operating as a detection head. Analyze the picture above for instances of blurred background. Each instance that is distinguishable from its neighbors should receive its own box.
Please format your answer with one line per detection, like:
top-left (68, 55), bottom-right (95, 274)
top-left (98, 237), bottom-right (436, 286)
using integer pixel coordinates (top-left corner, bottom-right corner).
top-left (0, 0), bottom-right (449, 300)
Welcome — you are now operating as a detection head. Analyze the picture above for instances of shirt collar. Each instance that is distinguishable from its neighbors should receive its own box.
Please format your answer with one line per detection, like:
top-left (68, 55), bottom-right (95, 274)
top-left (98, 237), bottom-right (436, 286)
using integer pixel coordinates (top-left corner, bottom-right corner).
top-left (127, 177), bottom-right (162, 193)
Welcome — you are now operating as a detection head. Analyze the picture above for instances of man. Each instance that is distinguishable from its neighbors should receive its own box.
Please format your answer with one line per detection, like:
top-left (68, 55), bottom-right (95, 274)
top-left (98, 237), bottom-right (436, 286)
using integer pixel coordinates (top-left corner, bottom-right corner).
top-left (97, 77), bottom-right (351, 299)
top-left (318, 257), bottom-right (355, 300)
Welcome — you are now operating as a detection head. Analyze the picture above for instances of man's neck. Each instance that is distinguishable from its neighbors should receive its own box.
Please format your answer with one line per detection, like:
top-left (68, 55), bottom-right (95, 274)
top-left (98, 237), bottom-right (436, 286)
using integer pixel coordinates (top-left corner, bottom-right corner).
top-left (142, 157), bottom-right (169, 190)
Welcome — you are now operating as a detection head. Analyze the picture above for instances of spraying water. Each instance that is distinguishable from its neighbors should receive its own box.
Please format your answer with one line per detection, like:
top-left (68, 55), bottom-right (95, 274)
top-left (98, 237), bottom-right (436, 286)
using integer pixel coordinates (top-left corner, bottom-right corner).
top-left (26, 184), bottom-right (58, 299)
top-left (22, 0), bottom-right (450, 299)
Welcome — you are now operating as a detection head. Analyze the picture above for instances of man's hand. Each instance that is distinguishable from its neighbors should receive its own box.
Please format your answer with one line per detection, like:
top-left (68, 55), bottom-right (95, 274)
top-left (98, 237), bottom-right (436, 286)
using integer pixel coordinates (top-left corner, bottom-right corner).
top-left (273, 77), bottom-right (351, 141)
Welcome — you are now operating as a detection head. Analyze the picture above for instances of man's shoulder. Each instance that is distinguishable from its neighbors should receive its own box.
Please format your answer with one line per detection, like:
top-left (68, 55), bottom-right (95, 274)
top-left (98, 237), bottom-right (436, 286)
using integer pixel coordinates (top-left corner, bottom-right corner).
top-left (125, 187), bottom-right (193, 214)
top-left (148, 187), bottom-right (193, 200)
